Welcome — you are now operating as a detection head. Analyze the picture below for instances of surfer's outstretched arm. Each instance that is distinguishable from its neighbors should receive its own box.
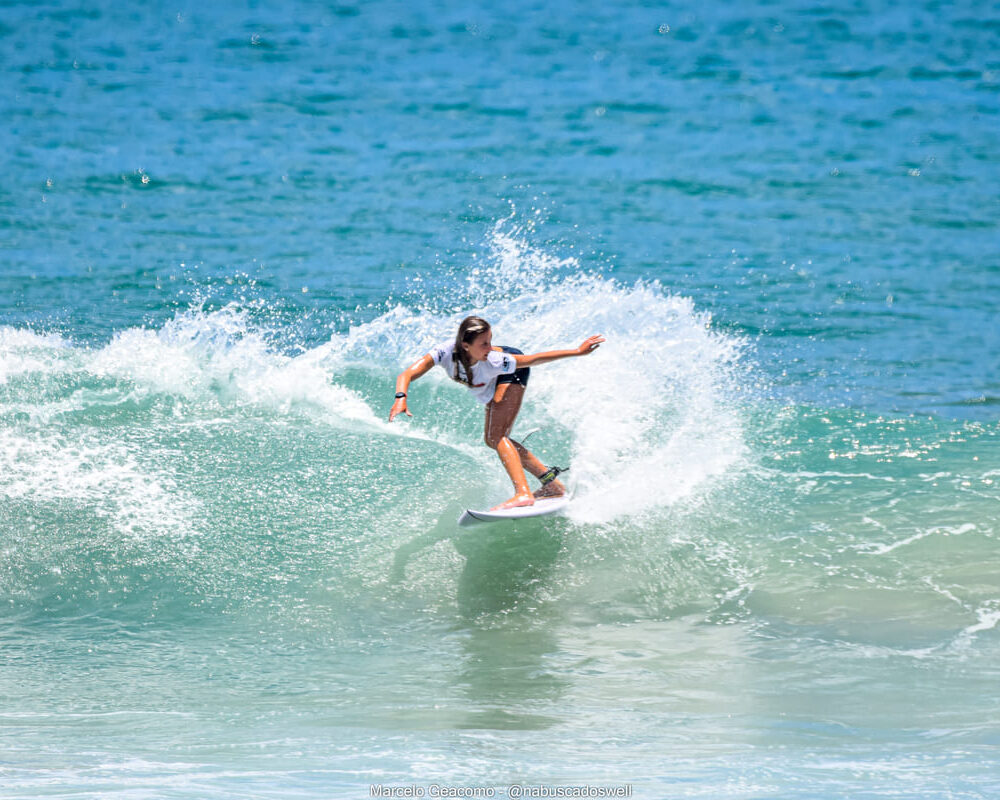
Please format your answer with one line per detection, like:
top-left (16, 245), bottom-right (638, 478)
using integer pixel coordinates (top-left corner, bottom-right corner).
top-left (514, 335), bottom-right (605, 368)
top-left (389, 354), bottom-right (434, 421)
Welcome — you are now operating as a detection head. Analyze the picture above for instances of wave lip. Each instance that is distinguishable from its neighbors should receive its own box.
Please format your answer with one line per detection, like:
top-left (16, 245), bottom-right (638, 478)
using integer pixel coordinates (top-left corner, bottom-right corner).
top-left (84, 303), bottom-right (381, 425)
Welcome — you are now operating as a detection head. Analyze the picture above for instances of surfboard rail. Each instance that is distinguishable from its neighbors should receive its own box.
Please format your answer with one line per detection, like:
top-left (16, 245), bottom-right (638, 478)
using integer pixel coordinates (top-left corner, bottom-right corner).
top-left (458, 496), bottom-right (570, 526)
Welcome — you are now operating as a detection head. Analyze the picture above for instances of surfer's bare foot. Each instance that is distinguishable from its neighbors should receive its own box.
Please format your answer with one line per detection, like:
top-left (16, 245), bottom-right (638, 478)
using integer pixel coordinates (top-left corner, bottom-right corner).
top-left (533, 479), bottom-right (566, 499)
top-left (491, 493), bottom-right (535, 510)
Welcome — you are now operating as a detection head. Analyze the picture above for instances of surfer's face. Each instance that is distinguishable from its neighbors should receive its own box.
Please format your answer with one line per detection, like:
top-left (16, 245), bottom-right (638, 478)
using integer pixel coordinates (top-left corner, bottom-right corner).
top-left (464, 329), bottom-right (493, 362)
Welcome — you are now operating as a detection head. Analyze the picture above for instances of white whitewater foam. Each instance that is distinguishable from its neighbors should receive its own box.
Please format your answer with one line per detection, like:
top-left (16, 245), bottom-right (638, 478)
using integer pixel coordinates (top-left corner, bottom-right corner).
top-left (0, 427), bottom-right (200, 540)
top-left (0, 326), bottom-right (70, 385)
top-left (89, 304), bottom-right (380, 425)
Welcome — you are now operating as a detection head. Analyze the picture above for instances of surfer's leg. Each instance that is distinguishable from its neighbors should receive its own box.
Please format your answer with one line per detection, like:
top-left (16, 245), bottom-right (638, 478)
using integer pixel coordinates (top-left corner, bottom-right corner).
top-left (489, 383), bottom-right (566, 499)
top-left (510, 441), bottom-right (566, 498)
top-left (484, 384), bottom-right (534, 509)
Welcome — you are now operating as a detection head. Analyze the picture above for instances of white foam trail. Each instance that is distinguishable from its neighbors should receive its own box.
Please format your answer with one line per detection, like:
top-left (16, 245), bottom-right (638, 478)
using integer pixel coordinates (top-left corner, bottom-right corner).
top-left (952, 602), bottom-right (1000, 651)
top-left (793, 470), bottom-right (898, 482)
top-left (863, 523), bottom-right (977, 556)
top-left (962, 605), bottom-right (1000, 637)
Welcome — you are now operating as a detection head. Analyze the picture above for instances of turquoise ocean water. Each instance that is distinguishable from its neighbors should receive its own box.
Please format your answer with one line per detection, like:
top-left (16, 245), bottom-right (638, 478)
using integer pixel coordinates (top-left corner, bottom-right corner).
top-left (2, 1), bottom-right (999, 797)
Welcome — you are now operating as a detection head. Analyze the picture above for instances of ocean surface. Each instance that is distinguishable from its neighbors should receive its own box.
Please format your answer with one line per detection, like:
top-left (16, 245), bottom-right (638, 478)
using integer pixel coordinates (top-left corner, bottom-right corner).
top-left (2, 0), bottom-right (999, 797)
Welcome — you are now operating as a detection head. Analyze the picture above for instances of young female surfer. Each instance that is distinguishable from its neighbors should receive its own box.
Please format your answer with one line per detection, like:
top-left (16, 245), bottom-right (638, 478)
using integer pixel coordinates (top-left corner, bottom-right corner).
top-left (389, 316), bottom-right (604, 510)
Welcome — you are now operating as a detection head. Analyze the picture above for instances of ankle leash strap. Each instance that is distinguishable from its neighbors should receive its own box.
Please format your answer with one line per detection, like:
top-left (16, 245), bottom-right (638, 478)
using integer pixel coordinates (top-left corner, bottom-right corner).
top-left (539, 465), bottom-right (569, 486)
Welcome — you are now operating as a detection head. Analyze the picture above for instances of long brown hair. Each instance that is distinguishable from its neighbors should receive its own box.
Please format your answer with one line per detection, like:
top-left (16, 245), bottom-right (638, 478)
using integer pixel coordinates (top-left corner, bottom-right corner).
top-left (453, 316), bottom-right (490, 386)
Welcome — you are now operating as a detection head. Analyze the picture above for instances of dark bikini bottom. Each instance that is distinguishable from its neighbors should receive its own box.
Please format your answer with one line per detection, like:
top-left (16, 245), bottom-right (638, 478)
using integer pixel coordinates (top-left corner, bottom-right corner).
top-left (496, 346), bottom-right (530, 387)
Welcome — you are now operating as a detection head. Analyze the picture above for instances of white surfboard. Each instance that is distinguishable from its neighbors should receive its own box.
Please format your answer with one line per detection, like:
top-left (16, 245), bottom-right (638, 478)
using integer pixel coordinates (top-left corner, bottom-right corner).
top-left (458, 496), bottom-right (570, 527)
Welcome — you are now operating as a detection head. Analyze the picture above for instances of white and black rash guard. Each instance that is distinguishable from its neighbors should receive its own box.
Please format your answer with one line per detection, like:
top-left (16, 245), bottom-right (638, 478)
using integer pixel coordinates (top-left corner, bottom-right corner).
top-left (429, 339), bottom-right (518, 405)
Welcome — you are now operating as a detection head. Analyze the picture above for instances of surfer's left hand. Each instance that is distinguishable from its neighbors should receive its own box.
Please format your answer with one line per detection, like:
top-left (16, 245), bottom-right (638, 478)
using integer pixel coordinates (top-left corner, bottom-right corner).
top-left (576, 335), bottom-right (605, 356)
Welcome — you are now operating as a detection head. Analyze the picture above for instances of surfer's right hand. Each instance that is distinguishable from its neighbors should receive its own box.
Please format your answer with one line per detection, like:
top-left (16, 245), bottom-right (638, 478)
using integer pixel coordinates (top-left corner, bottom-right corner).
top-left (575, 334), bottom-right (605, 356)
top-left (389, 400), bottom-right (412, 422)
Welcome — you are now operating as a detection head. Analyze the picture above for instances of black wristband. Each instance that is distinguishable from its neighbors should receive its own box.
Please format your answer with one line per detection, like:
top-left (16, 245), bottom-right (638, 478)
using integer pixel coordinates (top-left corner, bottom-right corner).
top-left (395, 392), bottom-right (406, 399)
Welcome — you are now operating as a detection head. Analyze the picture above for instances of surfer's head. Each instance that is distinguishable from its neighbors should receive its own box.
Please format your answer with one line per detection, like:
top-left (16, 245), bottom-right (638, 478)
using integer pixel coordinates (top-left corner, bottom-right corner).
top-left (454, 316), bottom-right (492, 385)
